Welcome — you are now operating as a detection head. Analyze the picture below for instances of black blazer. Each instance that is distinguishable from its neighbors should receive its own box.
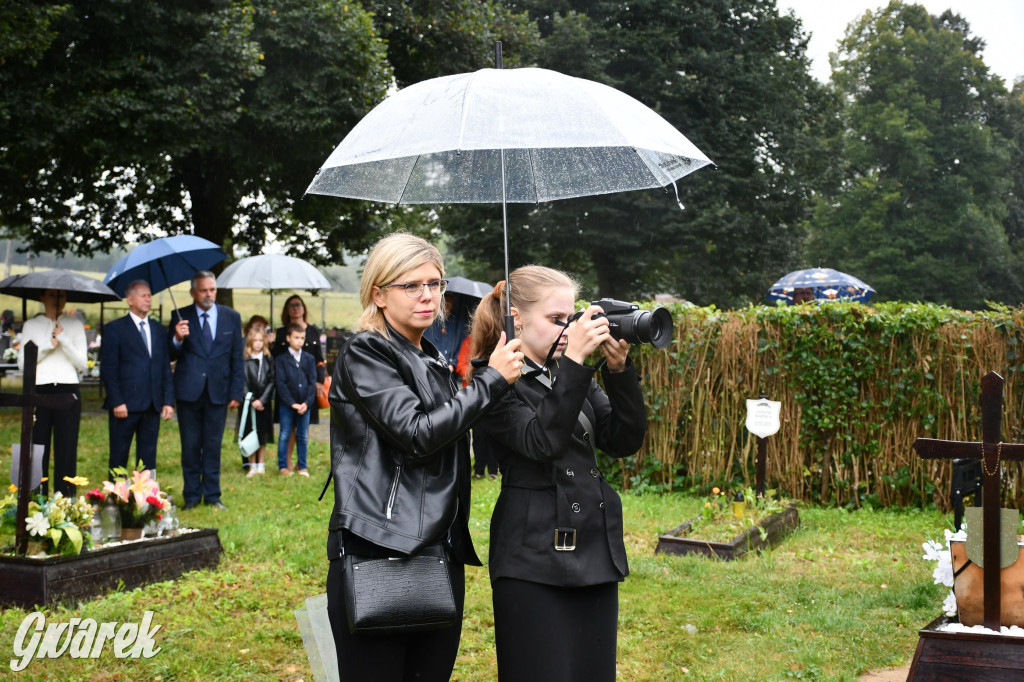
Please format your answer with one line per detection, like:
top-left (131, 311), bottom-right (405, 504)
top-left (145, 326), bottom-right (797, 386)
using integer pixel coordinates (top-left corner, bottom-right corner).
top-left (244, 355), bottom-right (274, 406)
top-left (477, 357), bottom-right (647, 587)
top-left (272, 324), bottom-right (326, 382)
top-left (275, 351), bottom-right (316, 410)
top-left (168, 303), bottom-right (245, 405)
top-left (101, 314), bottom-right (173, 412)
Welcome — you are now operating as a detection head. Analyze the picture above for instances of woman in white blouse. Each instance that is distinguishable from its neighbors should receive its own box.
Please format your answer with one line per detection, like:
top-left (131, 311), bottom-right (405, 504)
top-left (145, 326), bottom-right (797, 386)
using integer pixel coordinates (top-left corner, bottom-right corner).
top-left (17, 289), bottom-right (88, 497)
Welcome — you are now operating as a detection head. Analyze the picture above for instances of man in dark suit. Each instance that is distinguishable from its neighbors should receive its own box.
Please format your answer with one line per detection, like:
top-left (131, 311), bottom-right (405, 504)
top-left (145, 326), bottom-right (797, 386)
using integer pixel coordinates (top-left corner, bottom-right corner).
top-left (101, 280), bottom-right (175, 475)
top-left (169, 271), bottom-right (244, 510)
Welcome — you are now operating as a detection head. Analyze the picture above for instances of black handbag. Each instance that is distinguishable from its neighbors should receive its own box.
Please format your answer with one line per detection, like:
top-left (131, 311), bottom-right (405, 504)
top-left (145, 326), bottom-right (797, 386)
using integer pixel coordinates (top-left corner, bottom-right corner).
top-left (342, 541), bottom-right (457, 634)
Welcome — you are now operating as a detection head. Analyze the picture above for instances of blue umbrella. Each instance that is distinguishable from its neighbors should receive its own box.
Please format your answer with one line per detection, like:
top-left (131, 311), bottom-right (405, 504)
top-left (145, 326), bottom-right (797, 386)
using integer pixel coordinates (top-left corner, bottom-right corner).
top-left (104, 235), bottom-right (227, 315)
top-left (767, 268), bottom-right (875, 304)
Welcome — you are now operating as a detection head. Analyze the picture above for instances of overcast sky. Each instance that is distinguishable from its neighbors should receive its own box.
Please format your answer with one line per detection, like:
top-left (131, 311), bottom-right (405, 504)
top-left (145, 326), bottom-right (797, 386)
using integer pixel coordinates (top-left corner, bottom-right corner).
top-left (779, 1), bottom-right (1023, 88)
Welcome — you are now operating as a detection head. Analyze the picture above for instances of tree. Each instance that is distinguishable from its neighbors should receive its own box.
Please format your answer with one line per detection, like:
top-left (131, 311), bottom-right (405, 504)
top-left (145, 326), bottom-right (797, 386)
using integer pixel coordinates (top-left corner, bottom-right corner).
top-left (365, 0), bottom-right (539, 87)
top-left (0, 0), bottom-right (392, 264)
top-left (809, 2), bottom-right (1019, 308)
top-left (440, 0), bottom-right (836, 305)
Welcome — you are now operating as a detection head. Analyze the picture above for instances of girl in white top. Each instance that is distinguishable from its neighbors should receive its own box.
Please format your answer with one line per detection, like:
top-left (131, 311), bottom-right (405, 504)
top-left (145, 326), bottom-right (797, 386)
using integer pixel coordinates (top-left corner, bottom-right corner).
top-left (17, 289), bottom-right (88, 497)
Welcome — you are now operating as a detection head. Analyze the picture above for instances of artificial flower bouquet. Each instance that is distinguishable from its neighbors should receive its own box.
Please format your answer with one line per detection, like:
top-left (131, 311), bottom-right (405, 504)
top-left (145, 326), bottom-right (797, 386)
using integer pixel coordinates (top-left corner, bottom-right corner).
top-left (0, 476), bottom-right (95, 556)
top-left (99, 468), bottom-right (169, 529)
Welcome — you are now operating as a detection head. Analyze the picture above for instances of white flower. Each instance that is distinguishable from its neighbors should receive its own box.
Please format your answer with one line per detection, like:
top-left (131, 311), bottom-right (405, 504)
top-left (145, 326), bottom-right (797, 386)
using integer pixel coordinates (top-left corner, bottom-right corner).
top-left (25, 512), bottom-right (50, 537)
top-left (943, 590), bottom-right (958, 617)
top-left (933, 556), bottom-right (954, 588)
top-left (922, 539), bottom-right (945, 562)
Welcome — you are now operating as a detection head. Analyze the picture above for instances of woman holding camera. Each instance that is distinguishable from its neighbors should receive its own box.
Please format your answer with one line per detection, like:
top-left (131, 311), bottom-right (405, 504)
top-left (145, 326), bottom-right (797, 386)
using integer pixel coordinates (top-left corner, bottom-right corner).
top-left (470, 266), bottom-right (647, 682)
top-left (325, 233), bottom-right (524, 681)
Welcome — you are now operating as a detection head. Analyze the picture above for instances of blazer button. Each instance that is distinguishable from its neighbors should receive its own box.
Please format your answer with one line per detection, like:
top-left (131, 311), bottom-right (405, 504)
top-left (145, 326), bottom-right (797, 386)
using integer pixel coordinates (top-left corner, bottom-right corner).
top-left (565, 468), bottom-right (575, 478)
top-left (599, 501), bottom-right (605, 510)
top-left (590, 468), bottom-right (599, 478)
top-left (571, 502), bottom-right (581, 513)
top-left (583, 432), bottom-right (591, 442)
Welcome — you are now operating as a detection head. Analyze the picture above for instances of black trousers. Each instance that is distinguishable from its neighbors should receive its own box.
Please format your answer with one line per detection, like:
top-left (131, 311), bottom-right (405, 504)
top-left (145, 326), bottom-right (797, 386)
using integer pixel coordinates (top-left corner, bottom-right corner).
top-left (326, 554), bottom-right (466, 682)
top-left (472, 431), bottom-right (498, 477)
top-left (108, 408), bottom-right (160, 473)
top-left (32, 383), bottom-right (81, 498)
top-left (492, 578), bottom-right (618, 682)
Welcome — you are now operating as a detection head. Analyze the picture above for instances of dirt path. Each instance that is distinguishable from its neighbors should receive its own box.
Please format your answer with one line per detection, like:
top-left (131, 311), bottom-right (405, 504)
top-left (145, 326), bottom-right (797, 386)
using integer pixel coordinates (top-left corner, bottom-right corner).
top-left (859, 666), bottom-right (908, 681)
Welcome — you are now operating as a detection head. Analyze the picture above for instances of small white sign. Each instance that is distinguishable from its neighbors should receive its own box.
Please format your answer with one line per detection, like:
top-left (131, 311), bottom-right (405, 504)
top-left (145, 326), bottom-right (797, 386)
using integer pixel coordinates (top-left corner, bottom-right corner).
top-left (745, 399), bottom-right (781, 438)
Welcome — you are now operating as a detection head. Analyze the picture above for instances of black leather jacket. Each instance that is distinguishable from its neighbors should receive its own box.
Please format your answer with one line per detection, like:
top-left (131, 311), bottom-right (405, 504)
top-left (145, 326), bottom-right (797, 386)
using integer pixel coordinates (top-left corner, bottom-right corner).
top-left (326, 325), bottom-right (508, 563)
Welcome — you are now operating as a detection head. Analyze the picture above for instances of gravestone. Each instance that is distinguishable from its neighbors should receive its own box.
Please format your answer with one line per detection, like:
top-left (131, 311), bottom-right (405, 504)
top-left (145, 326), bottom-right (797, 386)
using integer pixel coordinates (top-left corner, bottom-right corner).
top-left (0, 341), bottom-right (222, 606)
top-left (908, 371), bottom-right (1024, 679)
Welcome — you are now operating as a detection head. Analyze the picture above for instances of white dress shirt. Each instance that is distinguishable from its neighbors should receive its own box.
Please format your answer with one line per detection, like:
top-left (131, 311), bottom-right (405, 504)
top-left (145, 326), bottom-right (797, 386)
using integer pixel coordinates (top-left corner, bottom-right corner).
top-left (128, 311), bottom-right (151, 356)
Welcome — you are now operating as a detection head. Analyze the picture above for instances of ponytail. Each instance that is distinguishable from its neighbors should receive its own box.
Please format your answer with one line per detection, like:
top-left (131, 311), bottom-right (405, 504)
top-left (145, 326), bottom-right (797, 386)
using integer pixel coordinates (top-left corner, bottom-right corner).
top-left (467, 282), bottom-right (507, 379)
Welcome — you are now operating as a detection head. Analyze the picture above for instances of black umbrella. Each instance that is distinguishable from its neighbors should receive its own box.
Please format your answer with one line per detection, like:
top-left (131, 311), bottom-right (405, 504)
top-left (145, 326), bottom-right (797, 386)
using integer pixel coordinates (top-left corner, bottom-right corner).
top-left (0, 269), bottom-right (122, 303)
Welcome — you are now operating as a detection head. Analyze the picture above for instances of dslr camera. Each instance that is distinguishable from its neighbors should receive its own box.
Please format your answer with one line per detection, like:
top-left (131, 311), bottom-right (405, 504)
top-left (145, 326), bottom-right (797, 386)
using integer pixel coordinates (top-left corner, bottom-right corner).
top-left (573, 298), bottom-right (674, 349)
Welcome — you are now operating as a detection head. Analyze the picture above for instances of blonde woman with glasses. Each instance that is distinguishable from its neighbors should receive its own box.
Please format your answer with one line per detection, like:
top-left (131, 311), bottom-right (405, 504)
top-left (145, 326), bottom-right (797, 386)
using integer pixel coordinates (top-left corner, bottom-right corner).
top-left (324, 233), bottom-right (523, 681)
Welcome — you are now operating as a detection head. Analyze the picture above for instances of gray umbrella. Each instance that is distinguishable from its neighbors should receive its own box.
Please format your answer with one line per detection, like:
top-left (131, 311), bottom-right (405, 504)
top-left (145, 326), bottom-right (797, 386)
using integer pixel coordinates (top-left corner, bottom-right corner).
top-left (0, 269), bottom-right (122, 303)
top-left (445, 276), bottom-right (491, 299)
top-left (216, 254), bottom-right (332, 291)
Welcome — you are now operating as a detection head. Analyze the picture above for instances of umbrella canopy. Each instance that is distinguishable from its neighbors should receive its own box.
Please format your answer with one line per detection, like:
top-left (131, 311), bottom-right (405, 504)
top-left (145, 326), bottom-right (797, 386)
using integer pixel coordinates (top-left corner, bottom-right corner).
top-left (307, 65), bottom-right (712, 331)
top-left (307, 67), bottom-right (712, 205)
top-left (768, 268), bottom-right (876, 303)
top-left (216, 254), bottom-right (332, 291)
top-left (445, 276), bottom-right (491, 299)
top-left (0, 269), bottom-right (121, 303)
top-left (104, 235), bottom-right (226, 297)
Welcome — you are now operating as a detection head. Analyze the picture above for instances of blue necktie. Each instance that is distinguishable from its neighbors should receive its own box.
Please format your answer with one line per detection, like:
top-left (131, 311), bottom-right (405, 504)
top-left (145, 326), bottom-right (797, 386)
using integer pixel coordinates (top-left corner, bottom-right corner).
top-left (139, 320), bottom-right (150, 356)
top-left (201, 312), bottom-right (213, 350)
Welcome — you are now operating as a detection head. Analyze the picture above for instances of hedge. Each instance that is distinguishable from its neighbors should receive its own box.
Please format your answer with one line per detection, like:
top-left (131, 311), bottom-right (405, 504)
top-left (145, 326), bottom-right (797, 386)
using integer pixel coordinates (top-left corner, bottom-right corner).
top-left (601, 301), bottom-right (1024, 509)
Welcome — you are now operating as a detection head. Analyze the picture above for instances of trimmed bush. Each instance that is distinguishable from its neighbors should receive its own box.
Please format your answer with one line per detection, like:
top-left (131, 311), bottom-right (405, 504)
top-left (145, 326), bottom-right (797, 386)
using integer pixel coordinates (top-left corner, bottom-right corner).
top-left (604, 301), bottom-right (1024, 508)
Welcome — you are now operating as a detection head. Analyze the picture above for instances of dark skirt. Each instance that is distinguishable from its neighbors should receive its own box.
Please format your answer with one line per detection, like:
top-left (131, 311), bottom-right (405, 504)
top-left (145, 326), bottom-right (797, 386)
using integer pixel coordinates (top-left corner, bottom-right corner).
top-left (237, 403), bottom-right (274, 446)
top-left (492, 578), bottom-right (618, 682)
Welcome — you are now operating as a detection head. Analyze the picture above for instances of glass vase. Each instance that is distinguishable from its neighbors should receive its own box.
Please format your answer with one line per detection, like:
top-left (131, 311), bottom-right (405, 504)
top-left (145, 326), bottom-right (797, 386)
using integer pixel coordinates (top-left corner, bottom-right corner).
top-left (101, 501), bottom-right (121, 542)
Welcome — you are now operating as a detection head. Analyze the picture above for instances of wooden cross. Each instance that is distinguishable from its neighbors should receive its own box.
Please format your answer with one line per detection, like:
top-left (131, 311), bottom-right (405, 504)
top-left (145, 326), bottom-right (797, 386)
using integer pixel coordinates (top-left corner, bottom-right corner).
top-left (913, 371), bottom-right (1024, 630)
top-left (0, 341), bottom-right (75, 555)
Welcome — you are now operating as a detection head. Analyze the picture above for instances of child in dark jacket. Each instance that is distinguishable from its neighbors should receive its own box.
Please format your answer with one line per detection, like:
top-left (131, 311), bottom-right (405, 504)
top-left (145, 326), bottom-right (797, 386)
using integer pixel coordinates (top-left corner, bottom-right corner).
top-left (274, 323), bottom-right (317, 476)
top-left (241, 325), bottom-right (275, 477)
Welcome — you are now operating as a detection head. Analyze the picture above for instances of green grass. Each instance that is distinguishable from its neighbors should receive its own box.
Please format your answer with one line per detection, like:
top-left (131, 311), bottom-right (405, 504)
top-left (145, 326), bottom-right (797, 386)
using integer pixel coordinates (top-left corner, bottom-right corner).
top-left (0, 401), bottom-right (947, 680)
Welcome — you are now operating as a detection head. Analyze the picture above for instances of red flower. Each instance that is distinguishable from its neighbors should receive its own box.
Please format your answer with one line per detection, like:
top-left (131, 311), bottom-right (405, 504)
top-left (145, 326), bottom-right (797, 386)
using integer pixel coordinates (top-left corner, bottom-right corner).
top-left (146, 495), bottom-right (163, 509)
top-left (85, 488), bottom-right (106, 502)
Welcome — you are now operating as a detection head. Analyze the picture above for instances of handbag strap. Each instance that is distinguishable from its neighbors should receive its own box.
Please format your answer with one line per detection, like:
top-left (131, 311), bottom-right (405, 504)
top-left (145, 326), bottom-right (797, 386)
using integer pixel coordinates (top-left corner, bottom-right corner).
top-left (239, 392), bottom-right (256, 442)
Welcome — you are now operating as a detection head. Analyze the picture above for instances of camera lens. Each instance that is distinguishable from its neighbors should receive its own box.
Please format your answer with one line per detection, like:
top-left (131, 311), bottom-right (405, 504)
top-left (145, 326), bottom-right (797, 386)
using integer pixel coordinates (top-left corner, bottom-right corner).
top-left (630, 308), bottom-right (673, 348)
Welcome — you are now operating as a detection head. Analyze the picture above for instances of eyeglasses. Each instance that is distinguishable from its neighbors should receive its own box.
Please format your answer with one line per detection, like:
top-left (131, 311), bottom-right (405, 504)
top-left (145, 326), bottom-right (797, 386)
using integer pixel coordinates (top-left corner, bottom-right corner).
top-left (287, 302), bottom-right (304, 309)
top-left (384, 280), bottom-right (449, 298)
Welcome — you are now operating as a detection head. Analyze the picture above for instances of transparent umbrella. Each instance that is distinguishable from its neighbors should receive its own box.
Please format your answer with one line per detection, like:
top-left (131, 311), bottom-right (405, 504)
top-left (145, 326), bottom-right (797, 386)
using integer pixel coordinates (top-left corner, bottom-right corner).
top-left (307, 64), bottom-right (713, 332)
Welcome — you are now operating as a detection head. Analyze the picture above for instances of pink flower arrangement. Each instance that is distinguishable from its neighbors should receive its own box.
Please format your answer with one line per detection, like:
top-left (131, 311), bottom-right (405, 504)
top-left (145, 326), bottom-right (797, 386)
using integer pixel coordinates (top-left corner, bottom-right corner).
top-left (101, 468), bottom-right (169, 528)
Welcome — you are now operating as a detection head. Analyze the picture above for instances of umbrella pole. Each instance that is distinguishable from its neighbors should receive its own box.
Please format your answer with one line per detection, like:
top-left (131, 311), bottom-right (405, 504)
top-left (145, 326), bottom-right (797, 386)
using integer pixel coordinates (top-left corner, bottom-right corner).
top-left (159, 261), bottom-right (182, 324)
top-left (495, 40), bottom-right (515, 342)
top-left (501, 148), bottom-right (515, 341)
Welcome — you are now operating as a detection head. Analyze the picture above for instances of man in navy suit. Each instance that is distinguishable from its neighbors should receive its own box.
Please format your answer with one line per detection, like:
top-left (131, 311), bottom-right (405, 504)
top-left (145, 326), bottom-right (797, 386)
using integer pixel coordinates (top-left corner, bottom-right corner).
top-left (169, 271), bottom-right (244, 510)
top-left (101, 280), bottom-right (175, 475)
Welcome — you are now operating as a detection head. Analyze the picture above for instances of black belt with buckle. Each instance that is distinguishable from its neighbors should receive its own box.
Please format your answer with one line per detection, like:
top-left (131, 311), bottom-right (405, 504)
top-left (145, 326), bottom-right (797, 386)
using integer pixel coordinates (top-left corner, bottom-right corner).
top-left (554, 527), bottom-right (576, 551)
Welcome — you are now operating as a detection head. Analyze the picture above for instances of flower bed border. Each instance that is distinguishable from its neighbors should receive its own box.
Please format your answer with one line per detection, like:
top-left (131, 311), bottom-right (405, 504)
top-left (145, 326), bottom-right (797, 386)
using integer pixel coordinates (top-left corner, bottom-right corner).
top-left (908, 615), bottom-right (1024, 679)
top-left (0, 528), bottom-right (222, 608)
top-left (654, 505), bottom-right (799, 560)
